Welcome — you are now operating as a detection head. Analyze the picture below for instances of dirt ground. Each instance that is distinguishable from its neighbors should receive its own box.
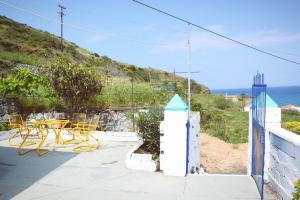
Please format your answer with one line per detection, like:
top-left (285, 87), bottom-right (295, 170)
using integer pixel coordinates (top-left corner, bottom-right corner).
top-left (201, 133), bottom-right (248, 174)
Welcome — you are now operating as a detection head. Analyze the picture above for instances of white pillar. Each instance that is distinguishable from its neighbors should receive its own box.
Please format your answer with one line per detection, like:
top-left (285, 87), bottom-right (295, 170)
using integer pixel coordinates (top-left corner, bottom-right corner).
top-left (161, 94), bottom-right (188, 176)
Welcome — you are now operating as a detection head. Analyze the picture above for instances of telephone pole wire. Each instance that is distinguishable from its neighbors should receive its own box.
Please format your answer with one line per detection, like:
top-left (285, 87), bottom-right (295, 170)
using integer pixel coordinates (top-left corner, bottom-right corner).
top-left (132, 0), bottom-right (300, 66)
top-left (58, 4), bottom-right (66, 52)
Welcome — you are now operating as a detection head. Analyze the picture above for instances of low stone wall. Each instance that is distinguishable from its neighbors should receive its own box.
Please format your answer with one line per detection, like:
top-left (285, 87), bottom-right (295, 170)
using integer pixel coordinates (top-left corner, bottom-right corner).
top-left (125, 142), bottom-right (158, 172)
top-left (268, 127), bottom-right (300, 200)
top-left (1, 110), bottom-right (134, 132)
top-left (0, 98), bottom-right (19, 124)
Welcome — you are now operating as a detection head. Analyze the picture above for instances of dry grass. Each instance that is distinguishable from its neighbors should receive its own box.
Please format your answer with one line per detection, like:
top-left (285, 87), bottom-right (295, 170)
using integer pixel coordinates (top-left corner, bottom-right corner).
top-left (201, 132), bottom-right (248, 174)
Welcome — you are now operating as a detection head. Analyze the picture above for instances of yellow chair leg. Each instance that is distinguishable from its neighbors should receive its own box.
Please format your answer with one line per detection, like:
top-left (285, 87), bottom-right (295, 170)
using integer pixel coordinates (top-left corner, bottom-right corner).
top-left (37, 133), bottom-right (50, 156)
top-left (9, 129), bottom-right (36, 147)
top-left (17, 132), bottom-right (36, 156)
top-left (72, 134), bottom-right (100, 153)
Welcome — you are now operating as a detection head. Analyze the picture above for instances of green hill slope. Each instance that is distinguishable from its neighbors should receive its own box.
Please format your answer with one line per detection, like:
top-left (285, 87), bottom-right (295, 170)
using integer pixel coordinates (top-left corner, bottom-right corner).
top-left (0, 15), bottom-right (209, 93)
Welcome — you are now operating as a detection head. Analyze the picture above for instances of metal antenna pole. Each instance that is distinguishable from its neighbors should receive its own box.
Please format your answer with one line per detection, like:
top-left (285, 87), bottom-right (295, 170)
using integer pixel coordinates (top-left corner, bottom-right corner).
top-left (187, 23), bottom-right (191, 118)
top-left (173, 68), bottom-right (177, 93)
top-left (58, 5), bottom-right (66, 52)
top-left (185, 23), bottom-right (192, 176)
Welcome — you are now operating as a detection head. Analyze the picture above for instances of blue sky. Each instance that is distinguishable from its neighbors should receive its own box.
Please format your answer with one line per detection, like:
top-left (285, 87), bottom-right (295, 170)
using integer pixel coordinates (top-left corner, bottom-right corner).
top-left (0, 0), bottom-right (300, 89)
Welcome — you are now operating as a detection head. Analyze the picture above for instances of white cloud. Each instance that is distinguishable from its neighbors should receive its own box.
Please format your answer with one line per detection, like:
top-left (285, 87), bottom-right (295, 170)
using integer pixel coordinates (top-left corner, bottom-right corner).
top-left (151, 26), bottom-right (300, 54)
top-left (238, 31), bottom-right (300, 46)
top-left (83, 33), bottom-right (111, 43)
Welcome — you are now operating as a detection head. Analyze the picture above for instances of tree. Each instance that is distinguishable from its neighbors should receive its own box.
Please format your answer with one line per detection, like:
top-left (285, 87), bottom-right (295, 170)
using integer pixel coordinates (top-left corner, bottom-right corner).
top-left (45, 59), bottom-right (103, 112)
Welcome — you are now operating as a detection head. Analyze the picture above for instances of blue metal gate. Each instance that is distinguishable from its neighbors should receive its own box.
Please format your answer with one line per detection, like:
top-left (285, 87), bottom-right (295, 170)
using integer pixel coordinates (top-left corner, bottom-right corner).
top-left (251, 73), bottom-right (267, 200)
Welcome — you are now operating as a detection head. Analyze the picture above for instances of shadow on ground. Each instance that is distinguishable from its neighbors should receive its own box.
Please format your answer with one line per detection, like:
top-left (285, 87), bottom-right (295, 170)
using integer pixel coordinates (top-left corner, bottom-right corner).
top-left (0, 146), bottom-right (78, 200)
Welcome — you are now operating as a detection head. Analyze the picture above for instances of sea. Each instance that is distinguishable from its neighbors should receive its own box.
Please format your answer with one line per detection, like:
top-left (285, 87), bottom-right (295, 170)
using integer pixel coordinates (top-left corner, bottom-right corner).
top-left (211, 86), bottom-right (300, 107)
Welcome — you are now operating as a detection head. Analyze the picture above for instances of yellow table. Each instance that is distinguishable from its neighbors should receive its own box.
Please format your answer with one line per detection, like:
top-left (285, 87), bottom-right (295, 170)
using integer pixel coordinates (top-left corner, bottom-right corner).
top-left (18, 120), bottom-right (69, 156)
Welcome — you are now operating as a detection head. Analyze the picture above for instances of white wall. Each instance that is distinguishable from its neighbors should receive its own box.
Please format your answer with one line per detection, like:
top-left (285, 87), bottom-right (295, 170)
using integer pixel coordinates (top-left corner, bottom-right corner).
top-left (188, 112), bottom-right (200, 173)
top-left (268, 127), bottom-right (300, 200)
top-left (248, 107), bottom-right (300, 200)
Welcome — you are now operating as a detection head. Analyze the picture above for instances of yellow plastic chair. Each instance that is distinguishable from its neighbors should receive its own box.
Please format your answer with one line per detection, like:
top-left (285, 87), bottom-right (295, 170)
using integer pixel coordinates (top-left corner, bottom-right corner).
top-left (8, 114), bottom-right (36, 148)
top-left (70, 113), bottom-right (87, 128)
top-left (63, 113), bottom-right (87, 144)
top-left (8, 114), bottom-right (42, 155)
top-left (72, 115), bottom-right (100, 152)
top-left (17, 120), bottom-right (43, 156)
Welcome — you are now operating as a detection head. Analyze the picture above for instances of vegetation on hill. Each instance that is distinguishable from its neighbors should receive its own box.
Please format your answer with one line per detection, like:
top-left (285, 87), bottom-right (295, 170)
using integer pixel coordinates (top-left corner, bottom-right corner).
top-left (191, 94), bottom-right (248, 143)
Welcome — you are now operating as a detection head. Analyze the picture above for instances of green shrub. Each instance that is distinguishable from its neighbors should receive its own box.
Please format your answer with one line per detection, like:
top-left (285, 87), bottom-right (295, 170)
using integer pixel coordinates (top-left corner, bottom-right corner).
top-left (0, 67), bottom-right (63, 113)
top-left (136, 108), bottom-right (163, 158)
top-left (0, 123), bottom-right (10, 131)
top-left (284, 121), bottom-right (300, 135)
top-left (94, 82), bottom-right (172, 109)
top-left (283, 109), bottom-right (300, 116)
top-left (45, 58), bottom-right (103, 112)
top-left (292, 179), bottom-right (300, 200)
top-left (282, 110), bottom-right (300, 125)
top-left (214, 95), bottom-right (231, 110)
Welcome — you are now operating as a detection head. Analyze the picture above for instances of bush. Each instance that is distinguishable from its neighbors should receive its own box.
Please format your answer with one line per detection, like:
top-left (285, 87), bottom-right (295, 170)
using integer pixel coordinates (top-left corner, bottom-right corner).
top-left (136, 108), bottom-right (163, 158)
top-left (284, 121), bottom-right (300, 135)
top-left (214, 95), bottom-right (231, 110)
top-left (292, 179), bottom-right (300, 200)
top-left (0, 67), bottom-right (63, 113)
top-left (0, 67), bottom-right (46, 96)
top-left (283, 109), bottom-right (300, 116)
top-left (95, 82), bottom-right (172, 109)
top-left (45, 58), bottom-right (103, 112)
top-left (0, 123), bottom-right (10, 131)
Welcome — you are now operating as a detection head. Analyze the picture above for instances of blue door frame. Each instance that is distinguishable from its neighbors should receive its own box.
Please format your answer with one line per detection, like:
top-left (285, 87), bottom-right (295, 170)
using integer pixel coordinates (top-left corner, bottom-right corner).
top-left (251, 73), bottom-right (267, 200)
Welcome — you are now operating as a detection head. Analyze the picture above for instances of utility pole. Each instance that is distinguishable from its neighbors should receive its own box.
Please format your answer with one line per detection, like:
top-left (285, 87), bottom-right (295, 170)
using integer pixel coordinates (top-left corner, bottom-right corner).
top-left (131, 76), bottom-right (135, 131)
top-left (148, 67), bottom-right (152, 82)
top-left (58, 5), bottom-right (66, 52)
top-left (173, 68), bottom-right (177, 93)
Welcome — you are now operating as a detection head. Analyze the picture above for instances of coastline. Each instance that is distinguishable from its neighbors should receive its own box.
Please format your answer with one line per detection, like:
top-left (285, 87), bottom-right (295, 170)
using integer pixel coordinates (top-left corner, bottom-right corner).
top-left (223, 94), bottom-right (300, 112)
top-left (281, 104), bottom-right (300, 112)
top-left (212, 86), bottom-right (300, 107)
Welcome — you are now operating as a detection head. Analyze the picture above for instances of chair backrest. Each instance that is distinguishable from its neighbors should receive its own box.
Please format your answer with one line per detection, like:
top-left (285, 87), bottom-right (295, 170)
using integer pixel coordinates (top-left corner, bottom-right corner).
top-left (8, 114), bottom-right (23, 127)
top-left (71, 113), bottom-right (86, 126)
top-left (88, 115), bottom-right (100, 131)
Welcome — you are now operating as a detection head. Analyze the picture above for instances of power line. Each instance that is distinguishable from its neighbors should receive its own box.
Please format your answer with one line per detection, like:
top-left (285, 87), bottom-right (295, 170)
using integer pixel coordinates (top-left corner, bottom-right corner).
top-left (263, 49), bottom-right (300, 58)
top-left (132, 0), bottom-right (300, 66)
top-left (175, 71), bottom-right (200, 74)
top-left (0, 0), bottom-right (185, 47)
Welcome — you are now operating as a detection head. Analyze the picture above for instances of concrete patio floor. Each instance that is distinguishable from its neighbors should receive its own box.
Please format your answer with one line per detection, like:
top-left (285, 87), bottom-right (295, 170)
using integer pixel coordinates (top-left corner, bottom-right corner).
top-left (0, 136), bottom-right (277, 200)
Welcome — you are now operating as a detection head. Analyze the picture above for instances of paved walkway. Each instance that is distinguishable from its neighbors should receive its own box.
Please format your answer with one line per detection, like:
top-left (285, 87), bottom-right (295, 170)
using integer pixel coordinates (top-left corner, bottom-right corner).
top-left (0, 137), bottom-right (274, 200)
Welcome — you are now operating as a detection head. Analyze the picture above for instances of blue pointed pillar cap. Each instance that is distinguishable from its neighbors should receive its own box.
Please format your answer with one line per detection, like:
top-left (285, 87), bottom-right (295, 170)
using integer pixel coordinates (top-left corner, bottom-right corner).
top-left (253, 93), bottom-right (279, 109)
top-left (165, 94), bottom-right (188, 111)
top-left (266, 94), bottom-right (278, 108)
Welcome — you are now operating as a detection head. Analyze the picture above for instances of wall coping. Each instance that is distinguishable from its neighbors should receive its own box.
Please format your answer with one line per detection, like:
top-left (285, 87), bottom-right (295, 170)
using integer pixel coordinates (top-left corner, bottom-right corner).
top-left (269, 127), bottom-right (300, 147)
